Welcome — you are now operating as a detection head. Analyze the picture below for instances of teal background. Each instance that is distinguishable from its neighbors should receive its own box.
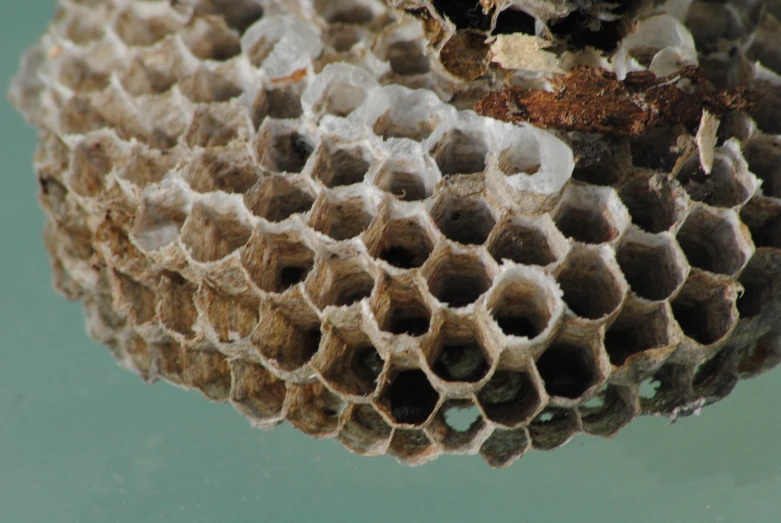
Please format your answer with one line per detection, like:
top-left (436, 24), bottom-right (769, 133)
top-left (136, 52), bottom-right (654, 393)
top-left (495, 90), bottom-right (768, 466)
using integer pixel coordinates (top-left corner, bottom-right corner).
top-left (1, 3), bottom-right (780, 522)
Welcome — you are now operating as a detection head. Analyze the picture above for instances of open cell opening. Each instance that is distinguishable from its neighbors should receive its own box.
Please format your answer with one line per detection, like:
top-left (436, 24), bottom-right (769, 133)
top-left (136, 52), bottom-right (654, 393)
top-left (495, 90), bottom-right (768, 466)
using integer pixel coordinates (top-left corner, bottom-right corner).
top-left (618, 172), bottom-right (683, 233)
top-left (430, 129), bottom-right (488, 176)
top-left (616, 237), bottom-right (685, 301)
top-left (489, 280), bottom-right (553, 339)
top-left (629, 126), bottom-right (687, 171)
top-left (370, 94), bottom-right (442, 141)
top-left (252, 305), bottom-right (322, 372)
top-left (200, 287), bottom-right (259, 343)
top-left (179, 67), bottom-right (243, 104)
top-left (241, 231), bottom-right (315, 293)
top-left (312, 0), bottom-right (381, 25)
top-left (480, 428), bottom-right (530, 468)
top-left (378, 296), bottom-right (431, 337)
top-left (183, 105), bottom-right (245, 148)
top-left (740, 197), bottom-right (781, 249)
top-left (229, 359), bottom-right (287, 421)
top-left (113, 9), bottom-right (181, 47)
top-left (158, 272), bottom-right (198, 338)
top-left (477, 370), bottom-right (542, 427)
top-left (312, 143), bottom-right (372, 187)
top-left (528, 407), bottom-right (579, 450)
top-left (312, 80), bottom-right (369, 117)
top-left (487, 219), bottom-right (562, 267)
top-left (266, 83), bottom-right (305, 119)
top-left (386, 40), bottom-right (430, 75)
top-left (556, 250), bottom-right (624, 320)
top-left (536, 343), bottom-right (599, 399)
top-left (338, 404), bottom-right (392, 454)
top-left (432, 195), bottom-right (496, 246)
top-left (433, 0), bottom-right (493, 31)
top-left (743, 135), bottom-right (781, 198)
top-left (579, 385), bottom-right (636, 437)
top-left (384, 369), bottom-right (440, 425)
top-left (258, 123), bottom-right (315, 173)
top-left (68, 133), bottom-right (125, 198)
top-left (366, 217), bottom-right (434, 269)
top-left (287, 382), bottom-right (345, 437)
top-left (432, 333), bottom-right (491, 383)
top-left (738, 261), bottom-right (775, 319)
top-left (676, 207), bottom-right (747, 275)
top-left (425, 255), bottom-right (492, 307)
top-left (374, 168), bottom-right (430, 201)
top-left (319, 333), bottom-right (384, 397)
top-left (308, 260), bottom-right (375, 309)
top-left (388, 429), bottom-right (436, 463)
top-left (672, 290), bottom-right (735, 345)
top-left (180, 201), bottom-right (252, 263)
top-left (677, 156), bottom-right (752, 208)
top-left (605, 307), bottom-right (673, 366)
top-left (244, 175), bottom-right (316, 222)
top-left (493, 7), bottom-right (536, 35)
top-left (309, 192), bottom-right (374, 241)
top-left (554, 201), bottom-right (617, 244)
top-left (183, 349), bottom-right (232, 401)
top-left (443, 402), bottom-right (483, 432)
top-left (183, 148), bottom-right (259, 194)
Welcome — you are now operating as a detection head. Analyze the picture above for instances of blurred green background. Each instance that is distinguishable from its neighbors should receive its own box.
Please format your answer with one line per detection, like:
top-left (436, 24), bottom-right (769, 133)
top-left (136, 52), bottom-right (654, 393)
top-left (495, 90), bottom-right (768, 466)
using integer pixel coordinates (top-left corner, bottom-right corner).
top-left (1, 3), bottom-right (780, 522)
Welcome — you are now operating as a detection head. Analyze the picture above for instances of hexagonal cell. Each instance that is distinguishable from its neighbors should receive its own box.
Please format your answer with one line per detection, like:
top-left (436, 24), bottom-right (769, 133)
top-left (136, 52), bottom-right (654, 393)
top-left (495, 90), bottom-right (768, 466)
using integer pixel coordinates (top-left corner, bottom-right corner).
top-left (486, 214), bottom-right (568, 268)
top-left (183, 103), bottom-right (251, 148)
top-left (373, 21), bottom-right (430, 75)
top-left (196, 287), bottom-right (259, 343)
top-left (115, 331), bottom-right (153, 382)
top-left (388, 429), bottom-right (439, 465)
top-left (423, 249), bottom-right (493, 307)
top-left (372, 281), bottom-right (431, 337)
top-left (676, 206), bottom-right (752, 276)
top-left (256, 119), bottom-right (316, 174)
top-left (364, 212), bottom-right (436, 269)
top-left (240, 15), bottom-right (321, 75)
top-left (578, 385), bottom-right (637, 437)
top-left (179, 15), bottom-right (242, 61)
top-left (183, 347), bottom-right (232, 401)
top-left (193, 0), bottom-right (264, 34)
top-left (337, 404), bottom-right (393, 456)
top-left (749, 84), bottom-right (781, 134)
top-left (357, 85), bottom-right (449, 141)
top-left (428, 400), bottom-right (487, 453)
top-left (244, 174), bottom-right (316, 222)
top-left (110, 271), bottom-right (156, 325)
top-left (180, 198), bottom-right (252, 263)
top-left (555, 245), bottom-right (626, 321)
top-left (479, 428), bottom-right (531, 468)
top-left (241, 228), bottom-right (315, 293)
top-left (617, 170), bottom-right (687, 233)
top-left (312, 0), bottom-right (386, 25)
top-left (486, 267), bottom-right (563, 340)
top-left (112, 6), bottom-right (183, 46)
top-left (638, 363), bottom-right (696, 415)
top-left (265, 81), bottom-right (306, 119)
top-left (477, 370), bottom-right (543, 428)
top-left (737, 253), bottom-right (780, 319)
top-left (250, 302), bottom-right (322, 372)
top-left (302, 63), bottom-right (378, 118)
top-left (310, 141), bottom-right (372, 188)
top-left (430, 193), bottom-right (496, 246)
top-left (536, 340), bottom-right (601, 400)
top-left (616, 232), bottom-right (688, 302)
top-left (426, 320), bottom-right (492, 384)
top-left (671, 281), bottom-right (738, 346)
top-left (313, 327), bottom-right (384, 397)
top-left (149, 342), bottom-right (186, 385)
top-left (740, 195), bottom-right (781, 249)
top-left (569, 134), bottom-right (632, 186)
top-left (178, 66), bottom-right (243, 104)
top-left (691, 347), bottom-right (739, 401)
top-left (676, 143), bottom-right (756, 207)
top-left (372, 155), bottom-right (439, 201)
top-left (629, 126), bottom-right (690, 172)
top-left (305, 255), bottom-right (375, 310)
top-left (528, 408), bottom-right (581, 451)
top-left (66, 131), bottom-right (127, 198)
top-left (286, 381), bottom-right (345, 438)
top-left (743, 134), bottom-right (781, 198)
top-left (181, 146), bottom-right (259, 194)
top-left (308, 188), bottom-right (375, 241)
top-left (380, 369), bottom-right (440, 425)
top-left (553, 184), bottom-right (629, 244)
top-left (117, 144), bottom-right (181, 190)
top-left (229, 359), bottom-right (287, 423)
top-left (604, 304), bottom-right (676, 367)
top-left (428, 126), bottom-right (489, 176)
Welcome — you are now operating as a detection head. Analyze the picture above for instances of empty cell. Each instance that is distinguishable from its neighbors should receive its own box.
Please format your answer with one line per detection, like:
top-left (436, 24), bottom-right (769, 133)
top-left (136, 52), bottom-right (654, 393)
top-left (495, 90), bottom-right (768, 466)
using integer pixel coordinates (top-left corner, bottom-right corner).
top-left (528, 407), bottom-right (580, 450)
top-left (312, 0), bottom-right (382, 24)
top-left (303, 63), bottom-right (377, 117)
top-left (180, 200), bottom-right (252, 263)
top-left (183, 105), bottom-right (247, 148)
top-left (377, 294), bottom-right (431, 336)
top-left (424, 254), bottom-right (492, 307)
top-left (430, 129), bottom-right (488, 176)
top-left (363, 86), bottom-right (446, 141)
top-left (317, 332), bottom-right (384, 397)
top-left (183, 148), bottom-right (259, 194)
top-left (743, 135), bottom-right (781, 198)
top-left (477, 370), bottom-right (542, 427)
top-left (618, 171), bottom-right (686, 233)
top-left (229, 359), bottom-right (287, 421)
top-left (739, 196), bottom-right (781, 249)
top-left (118, 146), bottom-right (181, 190)
top-left (337, 404), bottom-right (393, 455)
top-left (604, 306), bottom-right (674, 366)
top-left (179, 67), bottom-right (243, 104)
top-left (374, 168), bottom-right (430, 201)
top-left (479, 428), bottom-right (531, 468)
top-left (677, 153), bottom-right (753, 208)
top-left (365, 216), bottom-right (435, 269)
top-left (251, 304), bottom-right (322, 372)
top-left (307, 258), bottom-right (375, 309)
top-left (569, 135), bottom-right (632, 186)
top-left (487, 273), bottom-right (557, 339)
top-left (676, 207), bottom-right (749, 275)
top-left (671, 288), bottom-right (736, 345)
top-left (738, 258), bottom-right (777, 319)
top-left (311, 143), bottom-right (372, 187)
top-left (241, 230), bottom-right (315, 293)
top-left (493, 7), bottom-right (536, 35)
top-left (616, 235), bottom-right (686, 301)
top-left (244, 175), bottom-right (316, 222)
top-left (388, 429), bottom-right (438, 464)
top-left (257, 121), bottom-right (315, 173)
top-left (432, 336), bottom-right (490, 383)
top-left (286, 382), bottom-right (344, 437)
top-left (183, 349), bottom-right (232, 401)
top-left (68, 132), bottom-right (126, 198)
top-left (383, 369), bottom-right (440, 425)
top-left (198, 287), bottom-right (259, 343)
top-left (113, 8), bottom-right (183, 46)
top-left (487, 216), bottom-right (566, 267)
top-left (629, 125), bottom-right (687, 171)
top-left (431, 195), bottom-right (496, 246)
top-left (536, 343), bottom-right (599, 399)
top-left (553, 185), bottom-right (627, 244)
top-left (309, 191), bottom-right (375, 241)
top-left (180, 16), bottom-right (242, 61)
top-left (131, 184), bottom-right (190, 252)
top-left (556, 247), bottom-right (625, 320)
top-left (150, 342), bottom-right (185, 385)
top-left (386, 40), bottom-right (430, 75)
top-left (578, 385), bottom-right (636, 437)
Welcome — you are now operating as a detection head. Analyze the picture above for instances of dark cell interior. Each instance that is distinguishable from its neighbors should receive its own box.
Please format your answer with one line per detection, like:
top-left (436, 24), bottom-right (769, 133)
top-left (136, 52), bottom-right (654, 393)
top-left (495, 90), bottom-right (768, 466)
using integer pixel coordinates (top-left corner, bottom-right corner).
top-left (536, 343), bottom-right (597, 399)
top-left (387, 370), bottom-right (439, 424)
top-left (432, 0), bottom-right (493, 31)
top-left (433, 341), bottom-right (489, 383)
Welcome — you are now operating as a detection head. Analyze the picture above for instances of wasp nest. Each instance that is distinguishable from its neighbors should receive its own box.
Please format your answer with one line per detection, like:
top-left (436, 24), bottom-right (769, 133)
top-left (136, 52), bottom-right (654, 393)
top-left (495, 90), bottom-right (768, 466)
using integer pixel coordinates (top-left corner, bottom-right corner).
top-left (8, 0), bottom-right (781, 467)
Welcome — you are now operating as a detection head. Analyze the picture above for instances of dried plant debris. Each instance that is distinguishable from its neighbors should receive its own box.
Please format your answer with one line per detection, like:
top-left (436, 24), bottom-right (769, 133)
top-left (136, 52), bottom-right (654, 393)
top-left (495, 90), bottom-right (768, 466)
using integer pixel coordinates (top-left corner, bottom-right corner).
top-left (474, 65), bottom-right (755, 137)
top-left (7, 0), bottom-right (781, 467)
